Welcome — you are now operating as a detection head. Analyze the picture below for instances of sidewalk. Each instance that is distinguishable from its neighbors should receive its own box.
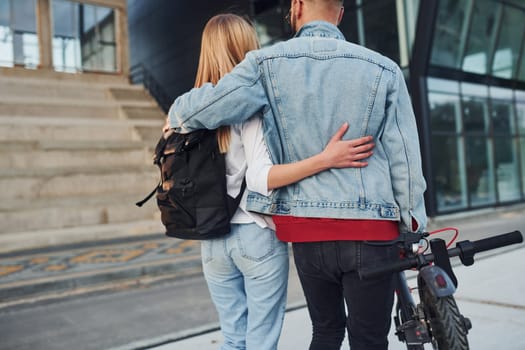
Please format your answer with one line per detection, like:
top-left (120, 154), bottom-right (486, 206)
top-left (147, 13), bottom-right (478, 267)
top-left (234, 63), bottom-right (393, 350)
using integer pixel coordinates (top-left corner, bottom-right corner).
top-left (0, 204), bottom-right (524, 348)
top-left (148, 245), bottom-right (525, 350)
top-left (0, 233), bottom-right (202, 308)
top-left (1, 204), bottom-right (524, 308)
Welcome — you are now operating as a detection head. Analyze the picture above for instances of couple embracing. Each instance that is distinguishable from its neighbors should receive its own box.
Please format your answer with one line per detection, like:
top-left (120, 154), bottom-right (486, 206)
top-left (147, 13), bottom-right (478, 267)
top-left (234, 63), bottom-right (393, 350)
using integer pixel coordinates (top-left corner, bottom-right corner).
top-left (165, 1), bottom-right (427, 349)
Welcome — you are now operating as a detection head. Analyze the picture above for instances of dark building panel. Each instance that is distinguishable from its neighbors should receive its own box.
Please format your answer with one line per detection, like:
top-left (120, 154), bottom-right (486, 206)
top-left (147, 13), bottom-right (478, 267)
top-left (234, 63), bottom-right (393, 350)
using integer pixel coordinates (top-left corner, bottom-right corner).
top-left (127, 0), bottom-right (250, 101)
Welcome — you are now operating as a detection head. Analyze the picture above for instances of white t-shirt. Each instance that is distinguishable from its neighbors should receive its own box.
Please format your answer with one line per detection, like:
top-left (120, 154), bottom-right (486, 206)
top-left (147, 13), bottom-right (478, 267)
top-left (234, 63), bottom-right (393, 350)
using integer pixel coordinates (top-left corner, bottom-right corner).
top-left (224, 116), bottom-right (275, 229)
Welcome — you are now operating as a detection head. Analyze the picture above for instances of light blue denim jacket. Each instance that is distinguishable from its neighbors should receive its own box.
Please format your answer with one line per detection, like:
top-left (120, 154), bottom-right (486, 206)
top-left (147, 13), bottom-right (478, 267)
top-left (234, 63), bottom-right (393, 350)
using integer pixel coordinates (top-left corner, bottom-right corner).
top-left (169, 21), bottom-right (427, 233)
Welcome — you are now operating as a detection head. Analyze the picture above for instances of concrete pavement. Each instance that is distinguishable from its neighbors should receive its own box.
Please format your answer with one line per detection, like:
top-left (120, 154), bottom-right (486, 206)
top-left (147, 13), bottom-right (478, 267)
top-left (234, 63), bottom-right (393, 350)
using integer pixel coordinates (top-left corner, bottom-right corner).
top-left (148, 244), bottom-right (525, 350)
top-left (1, 203), bottom-right (524, 349)
top-left (0, 234), bottom-right (202, 309)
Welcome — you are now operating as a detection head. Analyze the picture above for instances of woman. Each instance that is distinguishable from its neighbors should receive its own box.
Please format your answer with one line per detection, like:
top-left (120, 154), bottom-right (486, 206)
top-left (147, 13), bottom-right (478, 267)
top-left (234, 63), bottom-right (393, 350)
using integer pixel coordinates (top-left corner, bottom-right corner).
top-left (186, 14), bottom-right (373, 350)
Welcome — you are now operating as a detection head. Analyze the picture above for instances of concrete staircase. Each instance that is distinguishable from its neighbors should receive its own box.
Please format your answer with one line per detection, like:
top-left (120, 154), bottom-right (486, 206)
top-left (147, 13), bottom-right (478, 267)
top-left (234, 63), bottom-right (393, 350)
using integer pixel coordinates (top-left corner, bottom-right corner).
top-left (0, 68), bottom-right (166, 253)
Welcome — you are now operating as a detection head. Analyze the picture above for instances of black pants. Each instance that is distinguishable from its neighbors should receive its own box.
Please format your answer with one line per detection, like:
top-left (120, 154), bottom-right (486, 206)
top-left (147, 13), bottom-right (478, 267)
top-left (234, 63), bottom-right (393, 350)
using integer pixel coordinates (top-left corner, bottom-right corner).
top-left (292, 240), bottom-right (397, 350)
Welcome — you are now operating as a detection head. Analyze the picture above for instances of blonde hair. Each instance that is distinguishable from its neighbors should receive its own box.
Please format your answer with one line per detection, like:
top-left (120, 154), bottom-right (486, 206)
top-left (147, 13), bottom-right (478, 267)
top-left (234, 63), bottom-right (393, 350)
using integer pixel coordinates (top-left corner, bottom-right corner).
top-left (194, 14), bottom-right (260, 153)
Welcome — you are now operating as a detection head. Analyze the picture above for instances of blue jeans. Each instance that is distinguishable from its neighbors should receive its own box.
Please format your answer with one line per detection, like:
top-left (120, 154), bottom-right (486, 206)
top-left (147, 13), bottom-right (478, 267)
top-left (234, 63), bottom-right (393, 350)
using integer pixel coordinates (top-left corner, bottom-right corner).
top-left (292, 240), bottom-right (397, 350)
top-left (201, 223), bottom-right (289, 350)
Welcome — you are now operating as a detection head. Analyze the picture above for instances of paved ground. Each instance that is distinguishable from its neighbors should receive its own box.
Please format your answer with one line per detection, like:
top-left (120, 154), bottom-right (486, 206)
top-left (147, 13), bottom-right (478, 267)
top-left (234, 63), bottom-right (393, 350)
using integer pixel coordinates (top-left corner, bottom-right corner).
top-left (0, 234), bottom-right (202, 308)
top-left (0, 204), bottom-right (524, 349)
top-left (148, 244), bottom-right (525, 350)
top-left (3, 204), bottom-right (523, 307)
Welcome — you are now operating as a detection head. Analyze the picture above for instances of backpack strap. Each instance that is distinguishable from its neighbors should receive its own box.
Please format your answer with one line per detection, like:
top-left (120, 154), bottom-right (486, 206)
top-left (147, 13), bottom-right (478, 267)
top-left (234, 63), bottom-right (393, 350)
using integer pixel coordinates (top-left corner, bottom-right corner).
top-left (136, 133), bottom-right (170, 207)
top-left (135, 182), bottom-right (160, 207)
top-left (228, 178), bottom-right (247, 218)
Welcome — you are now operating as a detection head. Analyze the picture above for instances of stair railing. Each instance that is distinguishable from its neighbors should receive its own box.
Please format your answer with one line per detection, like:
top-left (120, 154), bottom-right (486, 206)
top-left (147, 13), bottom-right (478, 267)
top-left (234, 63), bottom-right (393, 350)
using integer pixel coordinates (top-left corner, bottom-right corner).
top-left (129, 63), bottom-right (172, 114)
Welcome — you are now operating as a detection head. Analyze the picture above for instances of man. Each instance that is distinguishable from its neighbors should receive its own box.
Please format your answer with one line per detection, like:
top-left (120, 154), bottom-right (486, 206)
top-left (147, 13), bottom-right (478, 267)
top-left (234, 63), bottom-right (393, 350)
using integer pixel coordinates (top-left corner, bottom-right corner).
top-left (168, 1), bottom-right (427, 349)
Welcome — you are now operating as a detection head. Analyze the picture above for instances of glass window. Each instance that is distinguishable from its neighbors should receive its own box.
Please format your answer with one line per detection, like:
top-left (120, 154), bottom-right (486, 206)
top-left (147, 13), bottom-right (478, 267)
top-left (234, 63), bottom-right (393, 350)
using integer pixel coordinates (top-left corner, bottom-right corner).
top-left (341, 0), bottom-right (400, 64)
top-left (490, 87), bottom-right (515, 135)
top-left (491, 5), bottom-right (525, 79)
top-left (428, 80), bottom-right (468, 212)
top-left (432, 135), bottom-right (468, 211)
top-left (361, 0), bottom-right (400, 64)
top-left (81, 4), bottom-right (116, 72)
top-left (517, 94), bottom-right (525, 135)
top-left (494, 137), bottom-right (520, 202)
top-left (462, 96), bottom-right (489, 133)
top-left (465, 136), bottom-right (496, 206)
top-left (427, 82), bottom-right (525, 211)
top-left (518, 49), bottom-right (525, 82)
top-left (0, 0), bottom-right (38, 68)
top-left (52, 0), bottom-right (116, 73)
top-left (491, 101), bottom-right (514, 134)
top-left (398, 0), bottom-right (420, 67)
top-left (462, 0), bottom-right (500, 74)
top-left (430, 0), bottom-right (470, 69)
top-left (461, 82), bottom-right (488, 97)
top-left (429, 93), bottom-right (461, 132)
top-left (0, 0), bottom-right (13, 66)
top-left (461, 83), bottom-right (489, 133)
top-left (52, 0), bottom-right (80, 72)
top-left (428, 77), bottom-right (460, 94)
top-left (519, 137), bottom-right (525, 196)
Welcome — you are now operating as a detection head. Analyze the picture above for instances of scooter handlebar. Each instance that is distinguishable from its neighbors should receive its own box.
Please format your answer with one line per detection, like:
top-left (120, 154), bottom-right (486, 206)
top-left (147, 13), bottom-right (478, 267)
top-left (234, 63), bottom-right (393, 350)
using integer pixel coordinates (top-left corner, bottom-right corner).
top-left (359, 230), bottom-right (523, 279)
top-left (470, 230), bottom-right (523, 254)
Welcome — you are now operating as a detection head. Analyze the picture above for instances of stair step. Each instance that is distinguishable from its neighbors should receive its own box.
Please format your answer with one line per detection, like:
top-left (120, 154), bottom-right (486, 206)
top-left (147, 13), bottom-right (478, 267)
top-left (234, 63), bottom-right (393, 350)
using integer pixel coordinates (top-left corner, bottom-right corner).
top-left (0, 67), bottom-right (129, 86)
top-left (108, 86), bottom-right (153, 102)
top-left (0, 120), bottom-right (138, 142)
top-left (122, 105), bottom-right (166, 120)
top-left (0, 141), bottom-right (151, 170)
top-left (0, 116), bottom-right (163, 143)
top-left (0, 95), bottom-right (157, 109)
top-left (0, 166), bottom-right (158, 200)
top-left (0, 139), bottom-right (147, 150)
top-left (0, 193), bottom-right (159, 234)
top-left (0, 115), bottom-right (164, 127)
top-left (1, 191), bottom-right (156, 211)
top-left (0, 219), bottom-right (165, 254)
top-left (0, 79), bottom-right (145, 97)
top-left (0, 80), bottom-right (112, 101)
top-left (0, 69), bottom-right (169, 252)
top-left (135, 125), bottom-right (164, 143)
top-left (0, 101), bottom-right (120, 119)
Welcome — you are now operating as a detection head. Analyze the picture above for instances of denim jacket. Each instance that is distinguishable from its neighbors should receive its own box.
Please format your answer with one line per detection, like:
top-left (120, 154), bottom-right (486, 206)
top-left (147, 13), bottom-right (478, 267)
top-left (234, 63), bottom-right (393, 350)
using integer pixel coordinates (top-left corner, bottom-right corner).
top-left (169, 21), bottom-right (427, 233)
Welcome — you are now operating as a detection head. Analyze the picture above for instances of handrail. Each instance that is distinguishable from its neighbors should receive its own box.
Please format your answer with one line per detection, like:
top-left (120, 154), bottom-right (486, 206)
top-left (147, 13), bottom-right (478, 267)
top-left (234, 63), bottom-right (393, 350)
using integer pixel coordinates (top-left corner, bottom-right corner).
top-left (129, 63), bottom-right (172, 114)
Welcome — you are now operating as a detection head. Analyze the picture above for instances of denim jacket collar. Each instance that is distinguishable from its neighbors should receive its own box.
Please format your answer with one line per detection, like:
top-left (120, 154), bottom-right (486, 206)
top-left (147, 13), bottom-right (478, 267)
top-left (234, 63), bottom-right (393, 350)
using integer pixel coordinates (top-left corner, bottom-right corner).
top-left (294, 21), bottom-right (346, 40)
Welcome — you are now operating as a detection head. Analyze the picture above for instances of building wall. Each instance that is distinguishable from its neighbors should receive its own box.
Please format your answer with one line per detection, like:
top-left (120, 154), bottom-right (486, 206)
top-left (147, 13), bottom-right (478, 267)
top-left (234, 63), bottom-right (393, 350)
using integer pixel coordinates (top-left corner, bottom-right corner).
top-left (127, 0), bottom-right (249, 100)
top-left (125, 0), bottom-right (525, 217)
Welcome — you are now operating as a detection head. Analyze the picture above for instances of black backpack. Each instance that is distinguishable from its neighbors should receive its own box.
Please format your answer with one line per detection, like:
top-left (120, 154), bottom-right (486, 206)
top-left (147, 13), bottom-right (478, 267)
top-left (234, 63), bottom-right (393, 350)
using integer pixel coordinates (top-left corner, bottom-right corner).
top-left (136, 129), bottom-right (245, 240)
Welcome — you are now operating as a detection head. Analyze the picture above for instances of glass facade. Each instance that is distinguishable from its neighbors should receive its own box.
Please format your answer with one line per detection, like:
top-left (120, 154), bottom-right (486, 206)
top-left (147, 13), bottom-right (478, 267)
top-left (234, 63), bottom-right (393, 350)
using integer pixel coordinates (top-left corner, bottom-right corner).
top-left (250, 0), bottom-right (420, 67)
top-left (461, 0), bottom-right (500, 75)
top-left (428, 77), bottom-right (525, 213)
top-left (426, 0), bottom-right (525, 213)
top-left (428, 79), bottom-right (468, 211)
top-left (0, 0), bottom-right (118, 73)
top-left (431, 0), bottom-right (525, 82)
top-left (0, 0), bottom-right (39, 68)
top-left (342, 0), bottom-right (400, 63)
top-left (248, 0), bottom-right (525, 215)
top-left (430, 0), bottom-right (470, 69)
top-left (52, 0), bottom-right (116, 73)
top-left (516, 91), bottom-right (525, 197)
